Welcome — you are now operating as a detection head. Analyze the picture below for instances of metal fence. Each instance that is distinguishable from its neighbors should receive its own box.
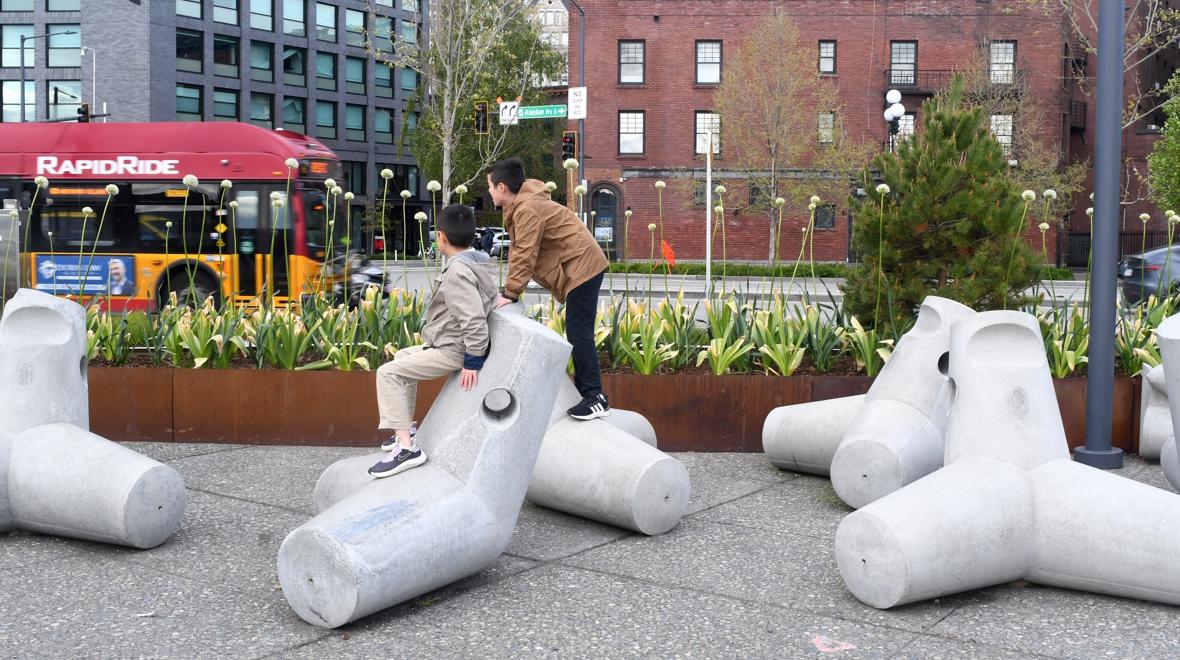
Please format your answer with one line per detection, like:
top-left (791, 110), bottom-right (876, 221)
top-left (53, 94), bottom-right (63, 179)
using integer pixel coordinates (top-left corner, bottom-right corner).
top-left (1064, 231), bottom-right (1176, 268)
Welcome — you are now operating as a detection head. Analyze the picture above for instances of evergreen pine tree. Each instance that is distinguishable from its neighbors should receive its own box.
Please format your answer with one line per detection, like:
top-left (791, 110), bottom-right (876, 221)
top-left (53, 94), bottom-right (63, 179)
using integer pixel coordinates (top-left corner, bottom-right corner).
top-left (842, 77), bottom-right (1042, 335)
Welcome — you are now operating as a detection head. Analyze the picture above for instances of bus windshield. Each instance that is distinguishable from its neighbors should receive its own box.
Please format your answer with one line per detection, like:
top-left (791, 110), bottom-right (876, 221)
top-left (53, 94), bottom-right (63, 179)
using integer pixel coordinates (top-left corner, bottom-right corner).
top-left (302, 188), bottom-right (345, 258)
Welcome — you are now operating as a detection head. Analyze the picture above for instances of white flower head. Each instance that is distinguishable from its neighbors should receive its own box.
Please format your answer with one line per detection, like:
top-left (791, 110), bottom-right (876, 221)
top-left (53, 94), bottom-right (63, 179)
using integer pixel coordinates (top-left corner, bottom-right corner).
top-left (81, 206), bottom-right (94, 216)
top-left (624, 209), bottom-right (633, 218)
top-left (426, 180), bottom-right (441, 192)
top-left (773, 197), bottom-right (786, 208)
top-left (1042, 189), bottom-right (1057, 201)
top-left (7, 210), bottom-right (17, 220)
top-left (220, 179), bottom-right (233, 189)
top-left (714, 205), bottom-right (724, 214)
top-left (272, 198), bottom-right (285, 209)
top-left (228, 200), bottom-right (239, 209)
top-left (809, 195), bottom-right (821, 205)
top-left (400, 190), bottom-right (412, 199)
top-left (331, 186), bottom-right (343, 196)
top-left (1021, 190), bottom-right (1036, 201)
top-left (876, 183), bottom-right (890, 195)
top-left (1090, 192), bottom-right (1095, 201)
top-left (1166, 210), bottom-right (1176, 218)
top-left (800, 226), bottom-right (808, 233)
top-left (165, 221), bottom-right (173, 229)
top-left (47, 231), bottom-right (52, 238)
top-left (1086, 207), bottom-right (1094, 217)
top-left (563, 158), bottom-right (579, 170)
top-left (324, 178), bottom-right (336, 189)
top-left (1140, 213), bottom-right (1151, 223)
top-left (1038, 222), bottom-right (1050, 231)
top-left (328, 219), bottom-right (335, 226)
top-left (454, 184), bottom-right (468, 195)
top-left (808, 202), bottom-right (817, 212)
top-left (414, 211), bottom-right (428, 221)
top-left (285, 157), bottom-right (299, 169)
top-left (590, 211), bottom-right (597, 217)
top-left (654, 180), bottom-right (666, 189)
top-left (34, 175), bottom-right (48, 189)
top-left (183, 174), bottom-right (199, 187)
top-left (574, 184), bottom-right (587, 195)
top-left (344, 192), bottom-right (355, 201)
top-left (105, 184), bottom-right (119, 196)
top-left (270, 191), bottom-right (282, 201)
top-left (1171, 215), bottom-right (1180, 226)
top-left (647, 223), bottom-right (656, 231)
top-left (545, 181), bottom-right (558, 192)
top-left (714, 185), bottom-right (726, 195)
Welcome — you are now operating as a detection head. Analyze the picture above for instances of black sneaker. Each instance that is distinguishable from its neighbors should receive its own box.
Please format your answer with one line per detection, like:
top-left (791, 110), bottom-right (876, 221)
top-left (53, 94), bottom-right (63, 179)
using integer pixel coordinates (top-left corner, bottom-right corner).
top-left (568, 393), bottom-right (610, 420)
top-left (380, 422), bottom-right (417, 451)
top-left (369, 447), bottom-right (427, 478)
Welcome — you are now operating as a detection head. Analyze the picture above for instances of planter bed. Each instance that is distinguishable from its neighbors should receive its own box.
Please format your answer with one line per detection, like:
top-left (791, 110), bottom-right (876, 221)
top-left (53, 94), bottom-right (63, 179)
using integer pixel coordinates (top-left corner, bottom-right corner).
top-left (90, 367), bottom-right (1141, 454)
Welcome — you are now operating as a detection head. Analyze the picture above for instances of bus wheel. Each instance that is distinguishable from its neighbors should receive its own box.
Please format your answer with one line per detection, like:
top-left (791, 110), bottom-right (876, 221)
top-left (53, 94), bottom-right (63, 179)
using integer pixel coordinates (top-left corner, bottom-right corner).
top-left (160, 271), bottom-right (221, 309)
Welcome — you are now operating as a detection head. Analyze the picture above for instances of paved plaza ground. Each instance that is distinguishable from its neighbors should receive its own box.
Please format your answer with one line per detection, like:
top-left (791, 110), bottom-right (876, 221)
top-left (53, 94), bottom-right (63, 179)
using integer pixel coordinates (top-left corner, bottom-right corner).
top-left (1, 444), bottom-right (1178, 658)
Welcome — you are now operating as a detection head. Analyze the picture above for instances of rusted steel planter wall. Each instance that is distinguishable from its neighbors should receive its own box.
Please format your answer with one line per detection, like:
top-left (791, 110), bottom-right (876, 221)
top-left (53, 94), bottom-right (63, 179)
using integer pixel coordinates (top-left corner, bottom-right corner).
top-left (90, 368), bottom-right (1141, 454)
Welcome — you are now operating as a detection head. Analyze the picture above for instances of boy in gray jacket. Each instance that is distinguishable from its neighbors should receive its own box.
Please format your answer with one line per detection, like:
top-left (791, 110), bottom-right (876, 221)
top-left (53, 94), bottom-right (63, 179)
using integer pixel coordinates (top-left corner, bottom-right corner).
top-left (369, 204), bottom-right (499, 478)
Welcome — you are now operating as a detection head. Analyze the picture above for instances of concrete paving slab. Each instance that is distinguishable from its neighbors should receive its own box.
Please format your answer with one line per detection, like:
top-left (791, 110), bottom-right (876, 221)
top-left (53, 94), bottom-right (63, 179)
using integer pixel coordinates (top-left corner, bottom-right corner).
top-left (672, 451), bottom-right (797, 484)
top-left (505, 502), bottom-right (632, 561)
top-left (892, 633), bottom-right (1059, 659)
top-left (691, 474), bottom-right (850, 541)
top-left (119, 441), bottom-right (250, 463)
top-left (0, 530), bottom-right (86, 570)
top-left (674, 456), bottom-right (787, 515)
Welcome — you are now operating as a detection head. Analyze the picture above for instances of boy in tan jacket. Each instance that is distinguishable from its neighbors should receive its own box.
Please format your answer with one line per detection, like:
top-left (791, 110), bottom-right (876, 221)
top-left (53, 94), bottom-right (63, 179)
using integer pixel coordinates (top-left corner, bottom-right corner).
top-left (369, 204), bottom-right (499, 478)
top-left (487, 157), bottom-right (611, 420)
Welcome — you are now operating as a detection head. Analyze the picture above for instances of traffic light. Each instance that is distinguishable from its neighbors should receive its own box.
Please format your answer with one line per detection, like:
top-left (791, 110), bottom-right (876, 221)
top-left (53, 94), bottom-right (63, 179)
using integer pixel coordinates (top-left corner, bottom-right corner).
top-left (474, 100), bottom-right (489, 134)
top-left (561, 131), bottom-right (577, 161)
top-left (77, 103), bottom-right (90, 123)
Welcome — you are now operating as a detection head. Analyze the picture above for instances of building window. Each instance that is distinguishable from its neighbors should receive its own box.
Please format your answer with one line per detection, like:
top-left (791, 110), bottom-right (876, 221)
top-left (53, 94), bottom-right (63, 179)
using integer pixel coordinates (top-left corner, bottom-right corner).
top-left (374, 16), bottom-right (393, 52)
top-left (375, 63), bottom-right (393, 98)
top-left (888, 112), bottom-right (916, 151)
top-left (213, 35), bottom-right (239, 78)
top-left (283, 0), bottom-right (305, 37)
top-left (47, 0), bottom-right (80, 10)
top-left (695, 41), bottom-right (721, 85)
top-left (400, 68), bottom-right (417, 91)
top-left (47, 79), bottom-right (80, 120)
top-left (176, 29), bottom-right (202, 73)
top-left (282, 45), bottom-right (305, 86)
top-left (695, 111), bottom-right (720, 156)
top-left (345, 104), bottom-right (365, 141)
top-left (176, 84), bottom-right (203, 121)
top-left (250, 91), bottom-right (272, 127)
top-left (46, 24), bottom-right (80, 67)
top-left (817, 111), bottom-right (835, 145)
top-left (380, 164), bottom-right (418, 197)
top-left (1, 80), bottom-right (34, 122)
top-left (818, 40), bottom-right (836, 74)
top-left (990, 41), bottom-right (1016, 85)
top-left (1, 25), bottom-right (33, 68)
top-left (282, 95), bottom-right (305, 132)
top-left (213, 0), bottom-right (238, 25)
top-left (403, 0), bottom-right (419, 12)
top-left (345, 56), bottom-right (365, 94)
top-left (890, 41), bottom-right (916, 86)
top-left (619, 111), bottom-right (644, 154)
top-left (345, 9), bottom-right (365, 47)
top-left (315, 2), bottom-right (336, 42)
top-left (250, 0), bottom-right (273, 31)
top-left (375, 0), bottom-right (392, 6)
top-left (400, 20), bottom-right (418, 47)
top-left (990, 113), bottom-right (1013, 155)
top-left (748, 182), bottom-right (775, 207)
top-left (315, 52), bottom-right (336, 91)
top-left (375, 108), bottom-right (393, 143)
top-left (315, 100), bottom-right (336, 139)
top-left (618, 40), bottom-right (644, 85)
top-left (403, 111), bottom-right (417, 146)
top-left (342, 160), bottom-right (366, 196)
top-left (0, 0), bottom-right (34, 9)
top-left (177, 0), bottom-right (201, 19)
top-left (213, 89), bottom-right (239, 121)
top-left (815, 204), bottom-right (837, 230)
top-left (250, 41), bottom-right (273, 82)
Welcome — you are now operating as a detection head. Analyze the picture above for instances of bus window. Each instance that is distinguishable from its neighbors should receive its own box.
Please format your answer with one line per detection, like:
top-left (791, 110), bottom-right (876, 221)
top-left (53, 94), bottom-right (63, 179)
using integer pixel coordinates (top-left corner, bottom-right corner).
top-left (131, 183), bottom-right (220, 250)
top-left (235, 191), bottom-right (260, 229)
top-left (304, 189), bottom-right (327, 252)
top-left (38, 186), bottom-right (121, 250)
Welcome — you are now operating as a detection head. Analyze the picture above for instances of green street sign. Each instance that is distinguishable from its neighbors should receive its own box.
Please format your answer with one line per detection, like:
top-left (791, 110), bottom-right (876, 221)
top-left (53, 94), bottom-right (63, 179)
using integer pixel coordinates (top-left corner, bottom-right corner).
top-left (517, 104), bottom-right (568, 120)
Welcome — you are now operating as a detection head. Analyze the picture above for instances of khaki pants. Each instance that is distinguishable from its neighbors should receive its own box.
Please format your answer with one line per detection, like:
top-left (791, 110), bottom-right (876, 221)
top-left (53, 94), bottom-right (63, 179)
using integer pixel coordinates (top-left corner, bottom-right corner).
top-left (376, 345), bottom-right (464, 430)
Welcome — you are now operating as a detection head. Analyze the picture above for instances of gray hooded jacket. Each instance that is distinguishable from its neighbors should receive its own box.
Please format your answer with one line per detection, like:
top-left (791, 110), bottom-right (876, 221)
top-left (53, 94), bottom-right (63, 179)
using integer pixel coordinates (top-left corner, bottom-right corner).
top-left (420, 249), bottom-right (499, 365)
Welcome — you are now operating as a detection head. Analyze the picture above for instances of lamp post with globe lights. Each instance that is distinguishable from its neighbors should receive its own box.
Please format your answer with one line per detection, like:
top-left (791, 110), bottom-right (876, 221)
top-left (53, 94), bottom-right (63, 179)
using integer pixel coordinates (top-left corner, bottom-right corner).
top-left (883, 89), bottom-right (906, 149)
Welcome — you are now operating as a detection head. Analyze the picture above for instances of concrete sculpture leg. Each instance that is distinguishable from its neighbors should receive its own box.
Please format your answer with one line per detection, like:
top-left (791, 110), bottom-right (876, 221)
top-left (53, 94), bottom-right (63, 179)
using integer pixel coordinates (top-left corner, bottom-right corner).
top-left (314, 376), bottom-right (688, 537)
top-left (837, 310), bottom-right (1180, 609)
top-left (1152, 314), bottom-right (1180, 491)
top-left (603, 408), bottom-right (658, 447)
top-left (277, 308), bottom-right (570, 628)
top-left (1139, 364), bottom-right (1172, 461)
top-left (763, 296), bottom-right (974, 508)
top-left (0, 289), bottom-right (185, 549)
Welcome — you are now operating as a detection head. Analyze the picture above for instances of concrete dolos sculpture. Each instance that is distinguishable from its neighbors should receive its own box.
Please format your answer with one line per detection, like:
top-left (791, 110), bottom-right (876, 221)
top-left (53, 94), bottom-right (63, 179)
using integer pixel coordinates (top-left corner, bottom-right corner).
top-left (837, 310), bottom-right (1180, 609)
top-left (763, 297), bottom-right (974, 508)
top-left (277, 308), bottom-right (570, 628)
top-left (1139, 364), bottom-right (1173, 461)
top-left (1152, 316), bottom-right (1180, 490)
top-left (0, 289), bottom-right (185, 549)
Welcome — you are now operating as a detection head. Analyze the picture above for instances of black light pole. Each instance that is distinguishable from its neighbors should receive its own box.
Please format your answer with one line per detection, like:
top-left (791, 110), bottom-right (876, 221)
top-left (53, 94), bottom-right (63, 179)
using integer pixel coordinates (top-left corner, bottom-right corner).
top-left (1075, 0), bottom-right (1124, 469)
top-left (19, 29), bottom-right (78, 122)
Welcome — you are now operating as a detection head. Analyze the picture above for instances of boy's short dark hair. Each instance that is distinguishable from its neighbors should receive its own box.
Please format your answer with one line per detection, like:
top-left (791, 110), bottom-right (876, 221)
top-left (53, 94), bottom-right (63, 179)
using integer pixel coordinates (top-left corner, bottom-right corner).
top-left (437, 204), bottom-right (476, 248)
top-left (486, 157), bottom-right (526, 194)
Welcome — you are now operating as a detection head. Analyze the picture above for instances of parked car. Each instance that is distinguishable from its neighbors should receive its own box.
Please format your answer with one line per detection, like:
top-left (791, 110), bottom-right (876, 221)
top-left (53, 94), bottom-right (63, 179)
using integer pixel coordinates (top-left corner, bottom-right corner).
top-left (488, 229), bottom-right (511, 259)
top-left (1118, 245), bottom-right (1180, 304)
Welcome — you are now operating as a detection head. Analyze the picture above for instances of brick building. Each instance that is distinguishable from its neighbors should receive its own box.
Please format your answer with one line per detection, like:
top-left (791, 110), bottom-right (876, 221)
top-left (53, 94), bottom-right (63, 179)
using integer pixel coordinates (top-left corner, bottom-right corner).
top-left (566, 0), bottom-right (1175, 265)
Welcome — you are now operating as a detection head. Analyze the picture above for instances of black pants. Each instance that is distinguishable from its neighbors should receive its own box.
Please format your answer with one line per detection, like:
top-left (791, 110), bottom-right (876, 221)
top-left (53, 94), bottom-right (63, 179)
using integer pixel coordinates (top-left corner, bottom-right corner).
top-left (564, 270), bottom-right (604, 398)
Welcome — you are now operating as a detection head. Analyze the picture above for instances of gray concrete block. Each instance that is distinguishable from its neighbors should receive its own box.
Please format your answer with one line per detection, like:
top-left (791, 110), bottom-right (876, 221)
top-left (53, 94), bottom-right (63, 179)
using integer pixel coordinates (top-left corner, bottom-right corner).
top-left (1139, 364), bottom-right (1172, 461)
top-left (278, 307), bottom-right (570, 628)
top-left (0, 289), bottom-right (88, 433)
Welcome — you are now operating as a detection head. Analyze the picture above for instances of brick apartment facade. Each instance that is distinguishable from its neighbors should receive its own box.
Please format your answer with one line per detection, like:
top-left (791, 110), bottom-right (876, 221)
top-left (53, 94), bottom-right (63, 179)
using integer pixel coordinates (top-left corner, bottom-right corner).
top-left (566, 0), bottom-right (1176, 265)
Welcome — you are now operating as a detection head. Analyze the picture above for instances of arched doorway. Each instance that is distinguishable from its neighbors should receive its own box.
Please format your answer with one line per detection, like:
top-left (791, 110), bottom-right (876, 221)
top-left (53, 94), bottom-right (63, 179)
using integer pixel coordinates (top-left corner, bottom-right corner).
top-left (591, 185), bottom-right (620, 260)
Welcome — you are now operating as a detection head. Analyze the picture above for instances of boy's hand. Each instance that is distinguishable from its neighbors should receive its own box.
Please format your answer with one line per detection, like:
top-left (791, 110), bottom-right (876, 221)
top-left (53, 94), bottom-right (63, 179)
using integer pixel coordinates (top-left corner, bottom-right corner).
top-left (495, 295), bottom-right (515, 309)
top-left (460, 368), bottom-right (478, 391)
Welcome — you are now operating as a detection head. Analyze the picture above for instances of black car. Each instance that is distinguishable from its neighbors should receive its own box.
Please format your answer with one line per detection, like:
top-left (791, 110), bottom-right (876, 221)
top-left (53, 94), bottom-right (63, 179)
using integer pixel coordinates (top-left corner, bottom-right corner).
top-left (1118, 245), bottom-right (1180, 304)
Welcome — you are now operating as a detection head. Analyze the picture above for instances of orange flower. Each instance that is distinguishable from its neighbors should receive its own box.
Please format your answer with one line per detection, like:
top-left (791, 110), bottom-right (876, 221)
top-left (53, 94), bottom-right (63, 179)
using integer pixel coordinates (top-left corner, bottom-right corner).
top-left (661, 240), bottom-right (676, 268)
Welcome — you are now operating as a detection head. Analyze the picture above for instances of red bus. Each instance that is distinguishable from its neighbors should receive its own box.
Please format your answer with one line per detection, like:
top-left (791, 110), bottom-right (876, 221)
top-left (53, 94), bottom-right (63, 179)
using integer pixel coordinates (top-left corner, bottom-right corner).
top-left (0, 122), bottom-right (345, 310)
